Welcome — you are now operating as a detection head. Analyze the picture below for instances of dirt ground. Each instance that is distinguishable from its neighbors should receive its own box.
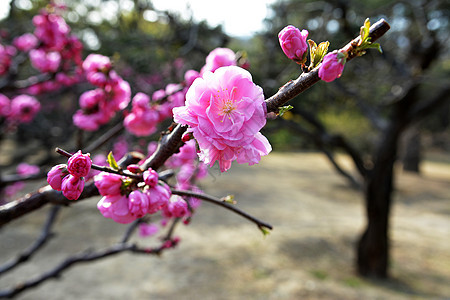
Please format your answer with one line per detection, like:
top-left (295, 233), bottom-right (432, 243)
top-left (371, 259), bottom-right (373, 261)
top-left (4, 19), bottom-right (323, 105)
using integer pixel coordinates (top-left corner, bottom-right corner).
top-left (0, 152), bottom-right (449, 300)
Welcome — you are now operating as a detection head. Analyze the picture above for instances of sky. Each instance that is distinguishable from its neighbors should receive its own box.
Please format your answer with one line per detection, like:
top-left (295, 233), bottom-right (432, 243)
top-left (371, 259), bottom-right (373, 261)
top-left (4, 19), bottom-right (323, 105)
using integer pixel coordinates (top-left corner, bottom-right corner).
top-left (151, 0), bottom-right (278, 37)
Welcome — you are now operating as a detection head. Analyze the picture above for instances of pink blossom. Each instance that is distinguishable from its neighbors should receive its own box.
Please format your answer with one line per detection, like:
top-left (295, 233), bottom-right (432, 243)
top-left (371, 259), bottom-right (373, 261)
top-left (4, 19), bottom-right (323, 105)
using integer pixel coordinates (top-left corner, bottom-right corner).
top-left (201, 48), bottom-right (236, 74)
top-left (73, 110), bottom-right (101, 131)
top-left (67, 150), bottom-right (92, 177)
top-left (146, 183), bottom-right (171, 214)
top-left (83, 54), bottom-right (111, 75)
top-left (184, 69), bottom-right (200, 86)
top-left (29, 49), bottom-right (61, 73)
top-left (97, 194), bottom-right (135, 224)
top-left (94, 172), bottom-right (123, 196)
top-left (138, 223), bottom-right (159, 237)
top-left (47, 164), bottom-right (68, 191)
top-left (167, 139), bottom-right (198, 168)
top-left (173, 66), bottom-right (272, 172)
top-left (152, 89), bottom-right (166, 102)
top-left (113, 138), bottom-right (128, 161)
top-left (124, 93), bottom-right (159, 136)
top-left (61, 175), bottom-right (85, 200)
top-left (17, 163), bottom-right (39, 175)
top-left (0, 44), bottom-right (14, 76)
top-left (128, 190), bottom-right (150, 218)
top-left (0, 94), bottom-right (10, 117)
top-left (163, 196), bottom-right (188, 218)
top-left (109, 74), bottom-right (131, 111)
top-left (13, 33), bottom-right (38, 52)
top-left (278, 25), bottom-right (309, 64)
top-left (318, 51), bottom-right (346, 82)
top-left (9, 95), bottom-right (41, 123)
top-left (165, 83), bottom-right (185, 108)
top-left (79, 89), bottom-right (105, 110)
top-left (33, 12), bottom-right (70, 51)
top-left (143, 168), bottom-right (158, 188)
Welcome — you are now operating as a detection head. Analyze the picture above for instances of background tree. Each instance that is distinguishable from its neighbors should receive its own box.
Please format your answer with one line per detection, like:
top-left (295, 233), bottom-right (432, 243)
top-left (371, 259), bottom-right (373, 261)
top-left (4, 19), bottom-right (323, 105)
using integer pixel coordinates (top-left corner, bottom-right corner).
top-left (245, 0), bottom-right (449, 277)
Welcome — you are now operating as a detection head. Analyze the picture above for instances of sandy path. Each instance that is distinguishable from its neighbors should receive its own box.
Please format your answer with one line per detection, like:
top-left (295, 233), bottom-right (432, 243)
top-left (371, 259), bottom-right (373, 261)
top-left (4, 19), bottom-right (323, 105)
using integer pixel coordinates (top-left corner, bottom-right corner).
top-left (0, 152), bottom-right (449, 299)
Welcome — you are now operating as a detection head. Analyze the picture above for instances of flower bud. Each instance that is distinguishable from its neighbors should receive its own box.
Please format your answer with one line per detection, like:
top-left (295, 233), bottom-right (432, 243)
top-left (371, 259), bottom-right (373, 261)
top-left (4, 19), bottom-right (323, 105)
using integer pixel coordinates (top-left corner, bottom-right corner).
top-left (143, 168), bottom-right (158, 188)
top-left (67, 150), bottom-right (92, 177)
top-left (318, 51), bottom-right (346, 82)
top-left (61, 175), bottom-right (85, 200)
top-left (47, 164), bottom-right (68, 191)
top-left (278, 25), bottom-right (309, 64)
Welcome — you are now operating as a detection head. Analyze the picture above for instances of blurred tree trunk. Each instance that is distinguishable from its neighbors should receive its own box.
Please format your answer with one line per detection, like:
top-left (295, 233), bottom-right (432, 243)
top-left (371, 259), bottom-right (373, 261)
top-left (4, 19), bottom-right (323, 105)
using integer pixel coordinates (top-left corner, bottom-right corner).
top-left (357, 124), bottom-right (400, 278)
top-left (401, 125), bottom-right (421, 173)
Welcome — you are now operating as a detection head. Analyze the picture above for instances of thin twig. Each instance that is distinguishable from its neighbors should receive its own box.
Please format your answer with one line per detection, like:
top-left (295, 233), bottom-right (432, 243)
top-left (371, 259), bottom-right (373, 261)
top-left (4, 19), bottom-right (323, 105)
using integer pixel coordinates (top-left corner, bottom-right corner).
top-left (171, 189), bottom-right (273, 231)
top-left (0, 205), bottom-right (61, 276)
top-left (0, 241), bottom-right (178, 298)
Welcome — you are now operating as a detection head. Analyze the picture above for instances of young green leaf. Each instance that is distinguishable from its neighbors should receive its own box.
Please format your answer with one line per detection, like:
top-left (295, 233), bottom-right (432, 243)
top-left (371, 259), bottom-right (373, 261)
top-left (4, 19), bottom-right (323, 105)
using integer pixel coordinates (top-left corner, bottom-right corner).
top-left (278, 105), bottom-right (294, 117)
top-left (107, 151), bottom-right (119, 170)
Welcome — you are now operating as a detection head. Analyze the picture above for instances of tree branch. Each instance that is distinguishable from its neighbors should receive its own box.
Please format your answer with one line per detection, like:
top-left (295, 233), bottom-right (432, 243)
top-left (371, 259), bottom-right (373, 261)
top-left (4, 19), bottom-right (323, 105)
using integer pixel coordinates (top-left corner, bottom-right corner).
top-left (171, 189), bottom-right (273, 231)
top-left (0, 205), bottom-right (61, 276)
top-left (265, 18), bottom-right (390, 113)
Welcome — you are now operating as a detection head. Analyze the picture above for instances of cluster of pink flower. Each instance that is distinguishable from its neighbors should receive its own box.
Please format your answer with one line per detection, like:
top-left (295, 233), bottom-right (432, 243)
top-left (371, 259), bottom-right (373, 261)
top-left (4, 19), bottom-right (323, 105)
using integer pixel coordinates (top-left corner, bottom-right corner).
top-left (278, 25), bottom-right (346, 82)
top-left (0, 94), bottom-right (41, 125)
top-left (95, 168), bottom-right (190, 224)
top-left (47, 150), bottom-right (92, 200)
top-left (24, 7), bottom-right (83, 94)
top-left (73, 54), bottom-right (131, 131)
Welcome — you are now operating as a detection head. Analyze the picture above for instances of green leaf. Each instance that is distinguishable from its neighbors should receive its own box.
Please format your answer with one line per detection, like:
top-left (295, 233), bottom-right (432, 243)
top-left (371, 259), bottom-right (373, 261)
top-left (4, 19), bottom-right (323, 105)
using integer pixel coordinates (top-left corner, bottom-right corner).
top-left (107, 151), bottom-right (119, 170)
top-left (367, 42), bottom-right (383, 53)
top-left (313, 41), bottom-right (330, 66)
top-left (359, 18), bottom-right (371, 45)
top-left (278, 105), bottom-right (294, 117)
top-left (259, 226), bottom-right (271, 237)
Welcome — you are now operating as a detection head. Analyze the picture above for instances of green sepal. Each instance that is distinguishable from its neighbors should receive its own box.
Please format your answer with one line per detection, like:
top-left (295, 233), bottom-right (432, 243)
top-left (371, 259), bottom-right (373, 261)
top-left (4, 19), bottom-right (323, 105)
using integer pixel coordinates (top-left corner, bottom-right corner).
top-left (120, 178), bottom-right (133, 195)
top-left (278, 105), bottom-right (294, 117)
top-left (107, 151), bottom-right (119, 170)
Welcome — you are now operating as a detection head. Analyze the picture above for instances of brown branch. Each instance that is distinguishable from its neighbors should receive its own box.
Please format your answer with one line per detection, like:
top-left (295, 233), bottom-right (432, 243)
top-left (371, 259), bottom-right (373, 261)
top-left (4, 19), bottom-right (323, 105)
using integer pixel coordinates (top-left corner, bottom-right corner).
top-left (265, 18), bottom-right (390, 113)
top-left (171, 189), bottom-right (273, 231)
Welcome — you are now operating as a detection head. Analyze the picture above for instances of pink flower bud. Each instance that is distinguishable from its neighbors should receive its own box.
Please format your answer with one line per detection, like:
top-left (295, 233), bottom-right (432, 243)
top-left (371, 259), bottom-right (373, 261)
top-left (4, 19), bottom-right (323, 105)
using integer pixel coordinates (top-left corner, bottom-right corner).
top-left (278, 25), bottom-right (309, 64)
top-left (47, 164), bottom-right (68, 191)
top-left (200, 48), bottom-right (236, 74)
top-left (128, 190), bottom-right (150, 218)
top-left (318, 51), bottom-right (346, 82)
top-left (61, 175), bottom-right (85, 200)
top-left (126, 164), bottom-right (141, 174)
top-left (184, 69), bottom-right (200, 87)
top-left (67, 150), bottom-right (92, 177)
top-left (94, 172), bottom-right (123, 196)
top-left (143, 168), bottom-right (158, 188)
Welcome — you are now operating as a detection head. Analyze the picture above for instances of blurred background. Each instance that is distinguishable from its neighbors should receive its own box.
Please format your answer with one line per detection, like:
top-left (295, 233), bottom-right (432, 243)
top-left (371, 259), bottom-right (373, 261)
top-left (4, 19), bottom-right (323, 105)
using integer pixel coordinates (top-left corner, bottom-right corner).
top-left (0, 0), bottom-right (449, 299)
